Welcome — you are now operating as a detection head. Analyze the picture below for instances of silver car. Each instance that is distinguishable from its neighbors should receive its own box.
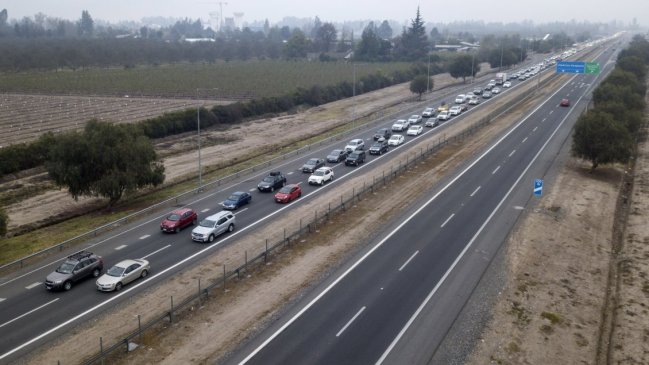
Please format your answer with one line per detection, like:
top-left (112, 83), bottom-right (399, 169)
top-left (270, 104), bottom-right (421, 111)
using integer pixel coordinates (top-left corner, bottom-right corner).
top-left (96, 259), bottom-right (150, 292)
top-left (191, 211), bottom-right (236, 243)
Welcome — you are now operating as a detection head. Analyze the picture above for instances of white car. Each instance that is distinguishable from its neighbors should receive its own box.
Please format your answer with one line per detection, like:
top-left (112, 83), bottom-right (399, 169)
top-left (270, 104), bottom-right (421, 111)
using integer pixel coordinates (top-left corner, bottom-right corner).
top-left (408, 114), bottom-right (422, 124)
top-left (503, 81), bottom-right (512, 88)
top-left (407, 125), bottom-right (423, 136)
top-left (492, 87), bottom-right (501, 94)
top-left (437, 110), bottom-right (450, 121)
top-left (455, 94), bottom-right (466, 103)
top-left (422, 107), bottom-right (435, 118)
top-left (391, 119), bottom-right (409, 132)
top-left (388, 134), bottom-right (405, 146)
top-left (191, 211), bottom-right (236, 243)
top-left (344, 138), bottom-right (365, 152)
top-left (468, 97), bottom-right (480, 105)
top-left (308, 167), bottom-right (334, 185)
top-left (449, 106), bottom-right (462, 116)
top-left (96, 259), bottom-right (150, 292)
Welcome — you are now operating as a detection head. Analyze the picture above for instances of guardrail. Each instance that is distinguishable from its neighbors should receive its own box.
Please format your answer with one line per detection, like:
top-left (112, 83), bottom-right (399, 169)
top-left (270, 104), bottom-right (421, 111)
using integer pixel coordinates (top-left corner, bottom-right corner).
top-left (76, 69), bottom-right (561, 365)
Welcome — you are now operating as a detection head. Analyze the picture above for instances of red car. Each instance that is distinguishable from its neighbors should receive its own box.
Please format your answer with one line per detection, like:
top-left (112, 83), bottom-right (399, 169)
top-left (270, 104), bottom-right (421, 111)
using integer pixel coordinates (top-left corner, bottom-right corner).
top-left (160, 208), bottom-right (198, 233)
top-left (560, 98), bottom-right (570, 107)
top-left (274, 184), bottom-right (302, 203)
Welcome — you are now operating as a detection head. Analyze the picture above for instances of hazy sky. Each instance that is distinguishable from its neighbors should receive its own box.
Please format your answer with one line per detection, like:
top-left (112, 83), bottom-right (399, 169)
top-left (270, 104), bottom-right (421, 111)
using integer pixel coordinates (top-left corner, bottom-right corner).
top-left (1, 0), bottom-right (646, 26)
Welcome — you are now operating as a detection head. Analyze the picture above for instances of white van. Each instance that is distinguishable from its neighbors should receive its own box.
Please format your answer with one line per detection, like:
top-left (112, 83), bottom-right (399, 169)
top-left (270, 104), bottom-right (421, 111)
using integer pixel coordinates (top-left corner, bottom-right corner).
top-left (455, 94), bottom-right (466, 104)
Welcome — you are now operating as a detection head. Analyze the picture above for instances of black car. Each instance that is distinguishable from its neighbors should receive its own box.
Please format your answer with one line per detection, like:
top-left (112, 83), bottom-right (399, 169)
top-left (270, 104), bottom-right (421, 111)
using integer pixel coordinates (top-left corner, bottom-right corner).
top-left (45, 251), bottom-right (104, 291)
top-left (302, 158), bottom-right (325, 173)
top-left (369, 140), bottom-right (389, 155)
top-left (373, 128), bottom-right (392, 141)
top-left (222, 191), bottom-right (252, 210)
top-left (326, 149), bottom-right (349, 163)
top-left (345, 150), bottom-right (366, 166)
top-left (257, 171), bottom-right (286, 192)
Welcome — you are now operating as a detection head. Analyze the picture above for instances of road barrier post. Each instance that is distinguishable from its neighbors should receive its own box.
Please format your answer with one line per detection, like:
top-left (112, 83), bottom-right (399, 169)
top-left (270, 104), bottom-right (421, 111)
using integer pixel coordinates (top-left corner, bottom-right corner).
top-left (170, 296), bottom-right (174, 323)
top-left (222, 265), bottom-right (226, 292)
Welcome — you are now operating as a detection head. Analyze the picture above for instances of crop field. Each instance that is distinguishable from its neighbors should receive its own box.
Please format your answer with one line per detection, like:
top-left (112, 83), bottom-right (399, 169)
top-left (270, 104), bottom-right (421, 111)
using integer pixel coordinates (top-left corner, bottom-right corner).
top-left (0, 61), bottom-right (414, 99)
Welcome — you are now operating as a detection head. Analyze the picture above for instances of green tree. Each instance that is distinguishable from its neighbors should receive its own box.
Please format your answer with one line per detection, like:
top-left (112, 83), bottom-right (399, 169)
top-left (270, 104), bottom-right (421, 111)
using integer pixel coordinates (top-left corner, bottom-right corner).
top-left (284, 29), bottom-right (309, 58)
top-left (0, 206), bottom-right (7, 237)
top-left (449, 53), bottom-right (479, 82)
top-left (45, 120), bottom-right (165, 206)
top-left (616, 55), bottom-right (647, 80)
top-left (410, 75), bottom-right (429, 99)
top-left (315, 22), bottom-right (337, 52)
top-left (78, 10), bottom-right (94, 36)
top-left (571, 111), bottom-right (633, 171)
top-left (377, 20), bottom-right (392, 40)
top-left (396, 7), bottom-right (428, 61)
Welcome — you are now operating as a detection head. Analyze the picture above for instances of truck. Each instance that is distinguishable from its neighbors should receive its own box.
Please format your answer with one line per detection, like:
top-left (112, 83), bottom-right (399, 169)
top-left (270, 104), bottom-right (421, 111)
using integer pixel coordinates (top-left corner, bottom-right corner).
top-left (495, 72), bottom-right (507, 85)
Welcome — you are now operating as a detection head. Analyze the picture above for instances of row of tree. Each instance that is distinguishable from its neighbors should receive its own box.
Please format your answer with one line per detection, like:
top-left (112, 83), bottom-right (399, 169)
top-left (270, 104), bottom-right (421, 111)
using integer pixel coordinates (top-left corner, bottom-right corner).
top-left (572, 35), bottom-right (649, 170)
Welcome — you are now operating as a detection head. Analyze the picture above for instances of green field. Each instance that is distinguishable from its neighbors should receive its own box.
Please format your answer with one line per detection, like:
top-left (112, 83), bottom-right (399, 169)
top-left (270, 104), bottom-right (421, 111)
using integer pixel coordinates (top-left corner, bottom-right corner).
top-left (0, 61), bottom-right (415, 99)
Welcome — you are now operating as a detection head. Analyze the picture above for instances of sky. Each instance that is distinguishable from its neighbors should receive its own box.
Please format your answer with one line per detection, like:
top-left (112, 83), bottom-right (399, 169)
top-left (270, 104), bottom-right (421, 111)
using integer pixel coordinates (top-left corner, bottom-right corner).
top-left (1, 0), bottom-right (646, 26)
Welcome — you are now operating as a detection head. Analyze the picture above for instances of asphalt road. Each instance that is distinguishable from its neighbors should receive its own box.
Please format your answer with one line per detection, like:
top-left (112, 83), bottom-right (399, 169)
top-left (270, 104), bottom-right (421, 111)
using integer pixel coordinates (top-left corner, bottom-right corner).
top-left (0, 40), bottom-right (610, 364)
top-left (224, 41), bottom-right (621, 365)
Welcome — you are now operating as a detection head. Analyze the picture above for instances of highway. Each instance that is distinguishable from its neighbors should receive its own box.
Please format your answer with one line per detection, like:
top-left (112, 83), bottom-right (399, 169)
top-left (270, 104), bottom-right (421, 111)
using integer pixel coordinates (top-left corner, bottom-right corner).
top-left (224, 41), bottom-right (621, 364)
top-left (0, 40), bottom-right (611, 364)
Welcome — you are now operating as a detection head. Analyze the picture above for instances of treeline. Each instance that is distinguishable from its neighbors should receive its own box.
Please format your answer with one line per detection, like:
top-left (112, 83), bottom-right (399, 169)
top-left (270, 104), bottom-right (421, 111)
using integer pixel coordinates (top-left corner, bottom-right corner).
top-left (572, 35), bottom-right (649, 170)
top-left (0, 63), bottom-right (429, 177)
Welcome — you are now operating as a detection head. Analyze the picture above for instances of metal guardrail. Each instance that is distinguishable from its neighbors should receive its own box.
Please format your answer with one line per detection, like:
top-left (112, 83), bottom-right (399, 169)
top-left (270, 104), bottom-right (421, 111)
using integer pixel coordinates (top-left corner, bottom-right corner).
top-left (77, 69), bottom-right (561, 365)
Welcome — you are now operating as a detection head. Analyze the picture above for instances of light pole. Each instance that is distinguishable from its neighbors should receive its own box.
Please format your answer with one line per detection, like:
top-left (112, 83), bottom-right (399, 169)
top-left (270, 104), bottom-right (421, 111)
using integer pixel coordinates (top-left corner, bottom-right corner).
top-left (352, 63), bottom-right (365, 129)
top-left (427, 53), bottom-right (431, 93)
top-left (196, 88), bottom-right (218, 191)
top-left (471, 50), bottom-right (476, 84)
top-left (499, 41), bottom-right (504, 71)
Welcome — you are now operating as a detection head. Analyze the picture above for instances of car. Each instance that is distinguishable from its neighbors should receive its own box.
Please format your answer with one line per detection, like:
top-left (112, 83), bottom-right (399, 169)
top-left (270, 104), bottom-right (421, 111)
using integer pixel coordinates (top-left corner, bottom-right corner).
top-left (560, 98), bottom-right (570, 107)
top-left (191, 211), bottom-right (236, 242)
top-left (308, 167), bottom-right (334, 185)
top-left (45, 251), bottom-right (104, 291)
top-left (484, 83), bottom-right (494, 91)
top-left (437, 110), bottom-right (451, 121)
top-left (449, 106), bottom-right (462, 116)
top-left (369, 140), bottom-right (389, 155)
top-left (437, 103), bottom-right (449, 112)
top-left (503, 81), bottom-right (512, 88)
top-left (96, 259), bottom-right (150, 292)
top-left (274, 184), bottom-right (302, 203)
top-left (345, 150), bottom-right (366, 166)
top-left (344, 138), bottom-right (365, 152)
top-left (257, 171), bottom-right (286, 192)
top-left (407, 125), bottom-right (423, 136)
top-left (373, 128), bottom-right (392, 141)
top-left (492, 87), bottom-right (501, 94)
top-left (455, 94), bottom-right (466, 104)
top-left (422, 107), bottom-right (435, 118)
top-left (388, 134), bottom-right (405, 146)
top-left (326, 149), bottom-right (349, 163)
top-left (301, 158), bottom-right (325, 173)
top-left (425, 118), bottom-right (439, 128)
top-left (408, 114), bottom-right (422, 124)
top-left (482, 91), bottom-right (492, 99)
top-left (160, 208), bottom-right (197, 233)
top-left (391, 119), bottom-right (409, 132)
top-left (222, 191), bottom-right (252, 210)
top-left (459, 104), bottom-right (469, 112)
top-left (468, 97), bottom-right (481, 105)
top-left (473, 88), bottom-right (483, 95)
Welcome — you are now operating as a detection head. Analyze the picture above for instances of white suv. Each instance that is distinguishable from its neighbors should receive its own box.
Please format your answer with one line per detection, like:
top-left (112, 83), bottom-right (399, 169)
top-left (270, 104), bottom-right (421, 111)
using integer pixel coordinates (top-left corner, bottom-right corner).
top-left (308, 167), bottom-right (334, 185)
top-left (191, 211), bottom-right (235, 243)
top-left (391, 119), bottom-right (409, 131)
top-left (344, 139), bottom-right (365, 152)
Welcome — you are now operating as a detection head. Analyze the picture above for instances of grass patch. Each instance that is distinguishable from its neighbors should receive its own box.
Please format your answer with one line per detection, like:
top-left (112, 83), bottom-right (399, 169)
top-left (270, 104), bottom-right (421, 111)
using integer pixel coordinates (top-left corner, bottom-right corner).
top-left (508, 301), bottom-right (531, 326)
top-left (541, 311), bottom-right (563, 325)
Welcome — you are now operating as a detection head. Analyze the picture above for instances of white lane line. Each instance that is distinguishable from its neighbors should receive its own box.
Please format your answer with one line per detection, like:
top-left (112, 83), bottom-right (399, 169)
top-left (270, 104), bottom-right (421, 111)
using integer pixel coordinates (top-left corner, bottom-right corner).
top-left (542, 118), bottom-right (547, 123)
top-left (287, 172), bottom-right (294, 175)
top-left (139, 235), bottom-right (150, 240)
top-left (440, 214), bottom-right (455, 228)
top-left (550, 110), bottom-right (554, 114)
top-left (234, 208), bottom-right (248, 215)
top-left (509, 150), bottom-right (516, 157)
top-left (201, 208), bottom-right (210, 213)
top-left (533, 126), bottom-right (538, 132)
top-left (522, 137), bottom-right (528, 143)
top-left (0, 298), bottom-right (5, 303)
top-left (398, 251), bottom-right (419, 272)
top-left (115, 245), bottom-right (127, 251)
top-left (0, 298), bottom-right (60, 329)
top-left (25, 282), bottom-right (41, 290)
top-left (249, 188), bottom-right (256, 192)
top-left (492, 166), bottom-right (500, 175)
top-left (141, 244), bottom-right (171, 260)
top-left (336, 306), bottom-right (366, 337)
top-left (470, 186), bottom-right (481, 197)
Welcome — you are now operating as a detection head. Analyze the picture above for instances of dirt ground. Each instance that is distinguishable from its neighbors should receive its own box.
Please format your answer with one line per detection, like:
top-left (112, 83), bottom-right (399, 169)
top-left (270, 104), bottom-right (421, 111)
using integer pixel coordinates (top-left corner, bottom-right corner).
top-left (18, 66), bottom-right (572, 365)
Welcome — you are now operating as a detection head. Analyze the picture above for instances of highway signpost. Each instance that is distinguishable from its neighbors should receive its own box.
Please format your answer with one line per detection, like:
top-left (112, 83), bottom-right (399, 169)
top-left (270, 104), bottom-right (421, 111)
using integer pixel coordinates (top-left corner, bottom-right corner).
top-left (534, 179), bottom-right (543, 197)
top-left (584, 62), bottom-right (600, 74)
top-left (556, 61), bottom-right (600, 74)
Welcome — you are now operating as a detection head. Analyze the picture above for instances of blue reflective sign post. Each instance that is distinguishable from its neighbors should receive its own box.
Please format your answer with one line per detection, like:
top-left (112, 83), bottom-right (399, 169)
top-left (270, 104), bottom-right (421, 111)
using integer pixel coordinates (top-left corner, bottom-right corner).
top-left (556, 61), bottom-right (585, 74)
top-left (534, 179), bottom-right (543, 197)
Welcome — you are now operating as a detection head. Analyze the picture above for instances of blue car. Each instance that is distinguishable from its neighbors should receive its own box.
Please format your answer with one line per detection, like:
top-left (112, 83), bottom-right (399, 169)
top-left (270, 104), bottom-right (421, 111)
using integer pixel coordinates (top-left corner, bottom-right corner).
top-left (222, 191), bottom-right (252, 210)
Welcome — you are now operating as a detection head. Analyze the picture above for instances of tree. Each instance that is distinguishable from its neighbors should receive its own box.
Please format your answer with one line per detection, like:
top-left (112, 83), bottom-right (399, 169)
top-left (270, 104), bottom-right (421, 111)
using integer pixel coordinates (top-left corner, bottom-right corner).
top-left (0, 206), bottom-right (7, 237)
top-left (377, 20), bottom-right (392, 40)
top-left (79, 10), bottom-right (94, 36)
top-left (410, 75), bottom-right (429, 99)
top-left (449, 53), bottom-right (479, 82)
top-left (284, 29), bottom-right (309, 58)
top-left (571, 111), bottom-right (633, 171)
top-left (0, 9), bottom-right (7, 27)
top-left (315, 22), bottom-right (337, 52)
top-left (616, 55), bottom-right (647, 80)
top-left (45, 120), bottom-right (165, 206)
top-left (395, 7), bottom-right (428, 61)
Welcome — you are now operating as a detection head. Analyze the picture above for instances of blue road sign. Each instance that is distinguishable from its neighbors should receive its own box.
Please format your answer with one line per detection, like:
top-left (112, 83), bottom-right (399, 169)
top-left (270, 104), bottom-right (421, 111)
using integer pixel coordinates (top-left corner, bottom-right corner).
top-left (534, 179), bottom-right (543, 197)
top-left (556, 61), bottom-right (585, 74)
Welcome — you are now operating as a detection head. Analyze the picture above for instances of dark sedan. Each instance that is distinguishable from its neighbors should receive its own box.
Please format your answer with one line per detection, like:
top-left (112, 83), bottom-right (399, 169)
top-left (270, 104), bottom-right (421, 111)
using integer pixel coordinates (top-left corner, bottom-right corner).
top-left (326, 149), bottom-right (349, 163)
top-left (222, 191), bottom-right (252, 210)
top-left (301, 158), bottom-right (325, 173)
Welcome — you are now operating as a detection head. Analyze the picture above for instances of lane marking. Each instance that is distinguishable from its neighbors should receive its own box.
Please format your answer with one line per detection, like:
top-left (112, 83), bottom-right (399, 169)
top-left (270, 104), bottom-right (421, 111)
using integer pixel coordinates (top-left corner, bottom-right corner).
top-left (25, 282), bottom-right (41, 290)
top-left (0, 298), bottom-right (5, 303)
top-left (0, 298), bottom-right (60, 329)
top-left (287, 172), bottom-right (294, 175)
top-left (549, 110), bottom-right (554, 114)
top-left (522, 137), bottom-right (528, 143)
top-left (336, 306), bottom-right (366, 337)
top-left (141, 245), bottom-right (171, 260)
top-left (115, 245), bottom-right (127, 251)
top-left (249, 188), bottom-right (256, 192)
top-left (139, 235), bottom-right (150, 240)
top-left (470, 186), bottom-right (481, 197)
top-left (509, 150), bottom-right (516, 157)
top-left (398, 251), bottom-right (419, 272)
top-left (542, 118), bottom-right (547, 123)
top-left (492, 166), bottom-right (500, 174)
top-left (201, 208), bottom-right (210, 213)
top-left (533, 126), bottom-right (538, 132)
top-left (234, 208), bottom-right (249, 215)
top-left (440, 214), bottom-right (455, 228)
